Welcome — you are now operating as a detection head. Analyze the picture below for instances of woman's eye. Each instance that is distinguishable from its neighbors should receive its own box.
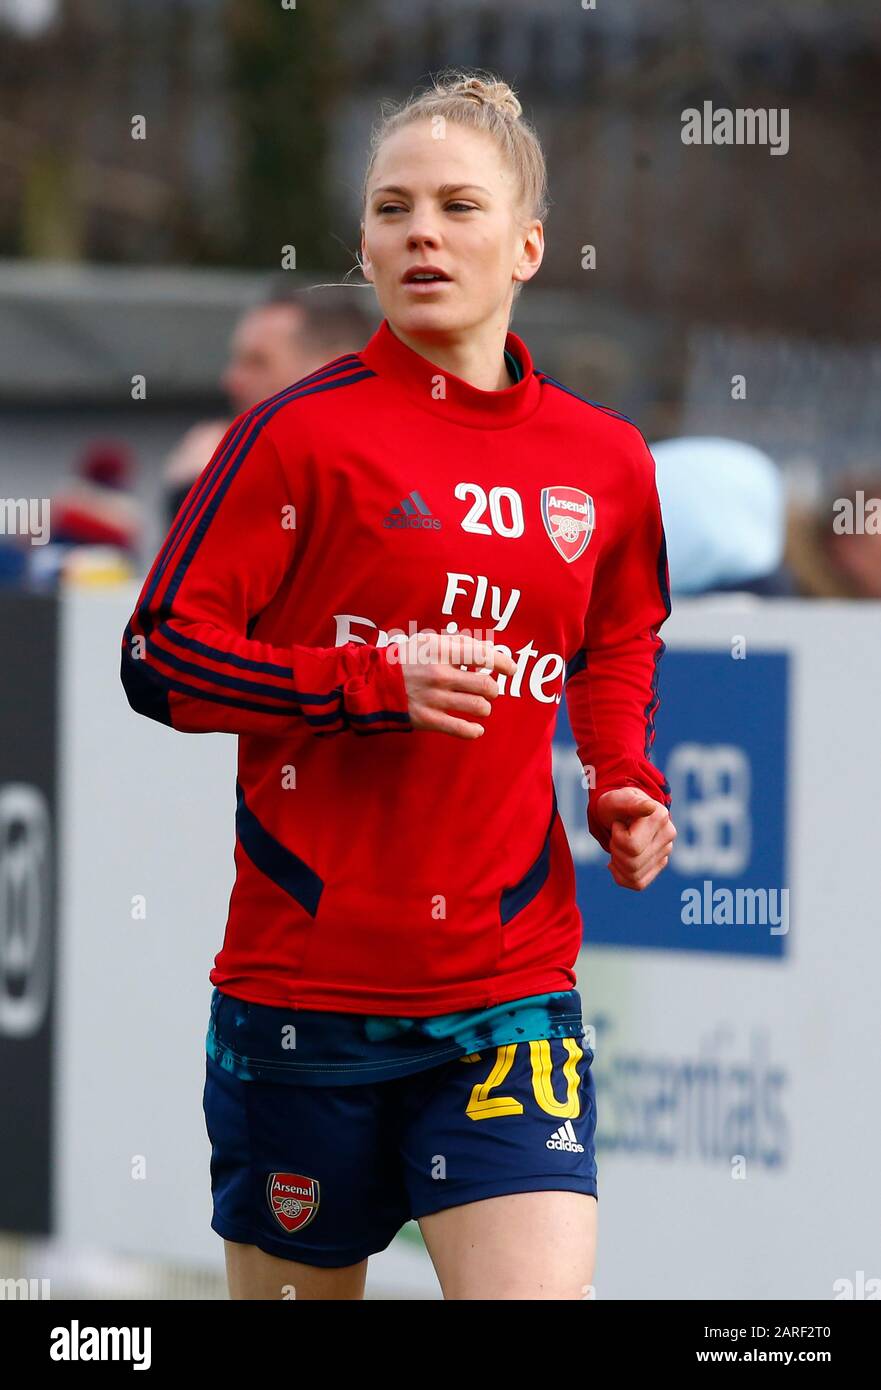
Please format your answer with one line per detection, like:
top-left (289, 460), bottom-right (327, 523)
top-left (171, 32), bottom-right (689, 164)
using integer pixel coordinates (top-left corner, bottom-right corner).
top-left (376, 202), bottom-right (477, 214)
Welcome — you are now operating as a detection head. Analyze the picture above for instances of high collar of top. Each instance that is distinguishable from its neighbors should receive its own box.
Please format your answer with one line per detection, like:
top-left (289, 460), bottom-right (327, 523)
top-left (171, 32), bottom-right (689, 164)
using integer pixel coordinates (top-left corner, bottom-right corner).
top-left (359, 317), bottom-right (542, 430)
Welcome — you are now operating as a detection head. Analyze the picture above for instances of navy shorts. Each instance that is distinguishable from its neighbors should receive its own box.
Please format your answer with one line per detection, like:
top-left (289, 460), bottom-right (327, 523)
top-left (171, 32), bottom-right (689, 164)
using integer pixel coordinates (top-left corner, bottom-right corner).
top-left (203, 1036), bottom-right (598, 1267)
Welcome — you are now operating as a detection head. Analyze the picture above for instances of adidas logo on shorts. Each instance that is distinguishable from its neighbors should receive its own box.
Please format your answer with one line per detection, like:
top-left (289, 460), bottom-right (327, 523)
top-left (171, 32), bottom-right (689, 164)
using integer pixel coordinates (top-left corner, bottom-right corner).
top-left (546, 1119), bottom-right (584, 1153)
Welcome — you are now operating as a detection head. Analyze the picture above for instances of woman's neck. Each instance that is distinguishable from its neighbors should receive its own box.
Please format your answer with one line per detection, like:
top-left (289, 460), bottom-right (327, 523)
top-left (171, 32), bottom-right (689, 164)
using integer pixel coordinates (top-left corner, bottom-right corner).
top-left (388, 319), bottom-right (513, 392)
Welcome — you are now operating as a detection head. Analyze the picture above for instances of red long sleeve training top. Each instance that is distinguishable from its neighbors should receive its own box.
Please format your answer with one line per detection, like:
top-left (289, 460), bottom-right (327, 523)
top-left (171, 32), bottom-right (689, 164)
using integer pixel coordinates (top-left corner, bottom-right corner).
top-left (121, 317), bottom-right (671, 1014)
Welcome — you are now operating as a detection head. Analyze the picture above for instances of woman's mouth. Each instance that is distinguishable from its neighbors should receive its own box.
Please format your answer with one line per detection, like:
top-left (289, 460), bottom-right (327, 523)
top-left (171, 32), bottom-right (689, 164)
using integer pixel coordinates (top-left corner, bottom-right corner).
top-left (401, 266), bottom-right (453, 292)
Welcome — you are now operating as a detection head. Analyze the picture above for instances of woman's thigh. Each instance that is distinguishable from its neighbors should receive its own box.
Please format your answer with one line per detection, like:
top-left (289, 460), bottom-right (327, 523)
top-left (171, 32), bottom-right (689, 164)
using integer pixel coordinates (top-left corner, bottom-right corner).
top-left (419, 1190), bottom-right (597, 1299)
top-left (223, 1239), bottom-right (369, 1300)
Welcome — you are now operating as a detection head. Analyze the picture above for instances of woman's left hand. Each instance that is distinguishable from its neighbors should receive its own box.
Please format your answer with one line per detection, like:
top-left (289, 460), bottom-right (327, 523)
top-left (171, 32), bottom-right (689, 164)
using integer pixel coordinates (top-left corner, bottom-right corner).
top-left (594, 787), bottom-right (677, 891)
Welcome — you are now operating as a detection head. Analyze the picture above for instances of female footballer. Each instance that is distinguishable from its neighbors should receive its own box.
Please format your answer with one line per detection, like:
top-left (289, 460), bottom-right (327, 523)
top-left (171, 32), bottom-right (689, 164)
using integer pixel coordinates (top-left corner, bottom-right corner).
top-left (121, 69), bottom-right (676, 1300)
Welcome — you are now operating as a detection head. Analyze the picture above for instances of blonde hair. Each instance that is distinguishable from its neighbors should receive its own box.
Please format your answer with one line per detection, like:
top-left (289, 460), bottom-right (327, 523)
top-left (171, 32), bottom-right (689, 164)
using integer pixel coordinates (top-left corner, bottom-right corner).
top-left (361, 69), bottom-right (549, 297)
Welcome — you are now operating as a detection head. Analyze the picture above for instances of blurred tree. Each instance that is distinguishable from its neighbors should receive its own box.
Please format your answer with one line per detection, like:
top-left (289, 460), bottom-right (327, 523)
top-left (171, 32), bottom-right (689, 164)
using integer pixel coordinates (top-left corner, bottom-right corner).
top-left (21, 150), bottom-right (83, 260)
top-left (225, 0), bottom-right (342, 269)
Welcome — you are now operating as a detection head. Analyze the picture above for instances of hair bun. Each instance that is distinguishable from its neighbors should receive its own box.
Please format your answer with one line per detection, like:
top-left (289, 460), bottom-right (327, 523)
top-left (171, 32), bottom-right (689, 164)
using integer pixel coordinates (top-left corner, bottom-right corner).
top-left (448, 75), bottom-right (522, 121)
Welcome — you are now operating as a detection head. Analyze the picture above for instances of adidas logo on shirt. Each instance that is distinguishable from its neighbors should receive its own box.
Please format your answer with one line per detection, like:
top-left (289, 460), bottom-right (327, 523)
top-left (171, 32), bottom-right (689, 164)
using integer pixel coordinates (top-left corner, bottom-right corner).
top-left (383, 489), bottom-right (442, 530)
top-left (546, 1119), bottom-right (585, 1153)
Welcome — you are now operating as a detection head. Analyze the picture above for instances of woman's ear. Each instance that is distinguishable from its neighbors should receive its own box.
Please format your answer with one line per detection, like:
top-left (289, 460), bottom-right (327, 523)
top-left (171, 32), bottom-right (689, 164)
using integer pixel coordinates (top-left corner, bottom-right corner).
top-left (513, 219), bottom-right (544, 289)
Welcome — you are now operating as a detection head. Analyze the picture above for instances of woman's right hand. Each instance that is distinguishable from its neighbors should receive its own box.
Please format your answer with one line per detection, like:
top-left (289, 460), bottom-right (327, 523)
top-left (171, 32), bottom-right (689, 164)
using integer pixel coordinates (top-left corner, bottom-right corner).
top-left (391, 631), bottom-right (517, 739)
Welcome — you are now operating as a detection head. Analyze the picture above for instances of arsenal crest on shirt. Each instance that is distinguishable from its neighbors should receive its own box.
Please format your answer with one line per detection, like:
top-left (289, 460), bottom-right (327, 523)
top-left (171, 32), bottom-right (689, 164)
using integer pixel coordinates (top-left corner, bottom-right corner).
top-left (267, 1172), bottom-right (320, 1233)
top-left (541, 486), bottom-right (596, 562)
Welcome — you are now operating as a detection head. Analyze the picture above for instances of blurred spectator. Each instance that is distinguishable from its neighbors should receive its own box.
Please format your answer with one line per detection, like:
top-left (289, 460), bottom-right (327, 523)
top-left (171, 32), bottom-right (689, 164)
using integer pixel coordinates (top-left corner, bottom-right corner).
top-left (50, 440), bottom-right (141, 554)
top-left (0, 440), bottom-right (143, 591)
top-left (162, 287), bottom-right (375, 528)
top-left (650, 437), bottom-right (793, 596)
top-left (785, 473), bottom-right (881, 599)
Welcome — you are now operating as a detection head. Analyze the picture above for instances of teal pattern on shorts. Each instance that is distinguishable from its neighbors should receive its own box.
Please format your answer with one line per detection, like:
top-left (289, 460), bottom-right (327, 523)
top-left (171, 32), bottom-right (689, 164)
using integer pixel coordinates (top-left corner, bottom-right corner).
top-left (206, 988), bottom-right (585, 1087)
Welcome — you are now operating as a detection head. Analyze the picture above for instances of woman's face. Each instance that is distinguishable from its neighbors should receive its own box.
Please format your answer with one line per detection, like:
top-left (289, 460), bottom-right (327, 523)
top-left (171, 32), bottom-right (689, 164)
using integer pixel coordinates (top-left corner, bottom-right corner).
top-left (360, 120), bottom-right (542, 336)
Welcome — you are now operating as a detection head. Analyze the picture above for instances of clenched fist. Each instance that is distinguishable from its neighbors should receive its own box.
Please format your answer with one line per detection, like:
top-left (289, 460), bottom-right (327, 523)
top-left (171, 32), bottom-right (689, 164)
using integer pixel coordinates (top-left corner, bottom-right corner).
top-left (594, 787), bottom-right (676, 891)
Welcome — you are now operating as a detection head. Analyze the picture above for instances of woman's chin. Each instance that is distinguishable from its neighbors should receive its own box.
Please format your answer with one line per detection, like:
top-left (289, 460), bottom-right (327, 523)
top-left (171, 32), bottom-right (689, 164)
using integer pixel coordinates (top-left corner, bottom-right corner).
top-left (391, 296), bottom-right (464, 334)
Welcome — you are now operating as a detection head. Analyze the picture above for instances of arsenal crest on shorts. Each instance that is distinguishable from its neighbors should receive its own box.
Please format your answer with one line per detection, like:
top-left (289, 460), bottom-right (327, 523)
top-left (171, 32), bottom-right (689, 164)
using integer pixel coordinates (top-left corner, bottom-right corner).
top-left (267, 1172), bottom-right (320, 1233)
top-left (541, 486), bottom-right (595, 562)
